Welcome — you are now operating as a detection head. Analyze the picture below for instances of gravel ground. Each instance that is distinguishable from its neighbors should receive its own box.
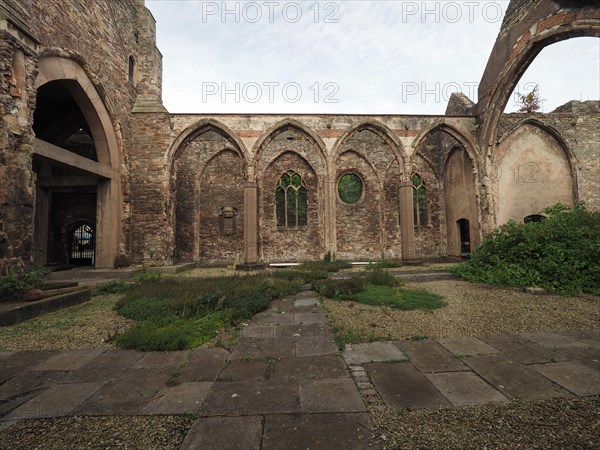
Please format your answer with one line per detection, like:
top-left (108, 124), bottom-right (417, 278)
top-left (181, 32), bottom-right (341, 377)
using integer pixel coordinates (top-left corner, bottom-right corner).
top-left (323, 279), bottom-right (600, 341)
top-left (0, 416), bottom-right (194, 450)
top-left (0, 294), bottom-right (134, 351)
top-left (370, 396), bottom-right (600, 450)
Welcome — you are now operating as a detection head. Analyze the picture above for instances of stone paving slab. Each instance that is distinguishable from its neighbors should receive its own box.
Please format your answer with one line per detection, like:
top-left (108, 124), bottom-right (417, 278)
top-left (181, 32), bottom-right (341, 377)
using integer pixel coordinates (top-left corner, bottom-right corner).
top-left (201, 381), bottom-right (299, 416)
top-left (555, 330), bottom-right (600, 348)
top-left (263, 413), bottom-right (377, 450)
top-left (251, 311), bottom-right (295, 325)
top-left (229, 337), bottom-right (296, 360)
top-left (270, 355), bottom-right (349, 382)
top-left (425, 372), bottom-right (510, 406)
top-left (366, 362), bottom-right (450, 410)
top-left (556, 347), bottom-right (600, 371)
top-left (531, 361), bottom-right (600, 396)
top-left (293, 323), bottom-right (339, 357)
top-left (65, 350), bottom-right (143, 383)
top-left (241, 324), bottom-right (281, 339)
top-left (294, 297), bottom-right (319, 307)
top-left (438, 337), bottom-right (501, 357)
top-left (299, 379), bottom-right (366, 413)
top-left (73, 367), bottom-right (172, 416)
top-left (142, 382), bottom-right (212, 415)
top-left (343, 342), bottom-right (408, 365)
top-left (33, 350), bottom-right (105, 371)
top-left (0, 370), bottom-right (69, 401)
top-left (4, 382), bottom-right (103, 420)
top-left (133, 351), bottom-right (190, 369)
top-left (519, 332), bottom-right (590, 349)
top-left (294, 312), bottom-right (327, 324)
top-left (463, 354), bottom-right (571, 401)
top-left (394, 340), bottom-right (468, 373)
top-left (0, 350), bottom-right (60, 383)
top-left (217, 360), bottom-right (268, 382)
top-left (180, 416), bottom-right (263, 450)
top-left (179, 348), bottom-right (229, 382)
top-left (479, 333), bottom-right (569, 365)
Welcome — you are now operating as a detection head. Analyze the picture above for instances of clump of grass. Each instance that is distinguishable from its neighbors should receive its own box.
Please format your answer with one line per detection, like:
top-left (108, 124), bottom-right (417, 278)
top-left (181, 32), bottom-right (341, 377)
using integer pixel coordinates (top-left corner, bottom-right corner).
top-left (364, 268), bottom-right (403, 287)
top-left (317, 268), bottom-right (444, 312)
top-left (368, 259), bottom-right (403, 270)
top-left (354, 285), bottom-right (446, 311)
top-left (93, 280), bottom-right (131, 296)
top-left (298, 259), bottom-right (352, 273)
top-left (316, 277), bottom-right (366, 299)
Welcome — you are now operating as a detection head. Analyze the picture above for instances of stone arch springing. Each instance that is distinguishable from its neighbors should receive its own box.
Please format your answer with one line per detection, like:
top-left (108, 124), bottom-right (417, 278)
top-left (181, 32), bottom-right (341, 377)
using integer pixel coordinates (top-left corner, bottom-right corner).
top-left (332, 121), bottom-right (407, 164)
top-left (477, 4), bottom-right (600, 149)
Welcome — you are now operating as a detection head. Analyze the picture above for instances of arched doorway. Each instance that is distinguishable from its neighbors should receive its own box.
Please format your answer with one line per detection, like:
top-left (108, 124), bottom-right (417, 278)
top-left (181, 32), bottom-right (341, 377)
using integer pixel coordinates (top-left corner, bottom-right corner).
top-left (69, 222), bottom-right (95, 266)
top-left (33, 57), bottom-right (121, 268)
top-left (457, 218), bottom-right (471, 257)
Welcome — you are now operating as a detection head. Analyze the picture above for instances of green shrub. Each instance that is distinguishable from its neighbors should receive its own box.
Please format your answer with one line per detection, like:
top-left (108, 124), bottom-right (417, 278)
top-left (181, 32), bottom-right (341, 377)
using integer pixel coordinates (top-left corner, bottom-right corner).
top-left (316, 277), bottom-right (366, 299)
top-left (364, 268), bottom-right (403, 287)
top-left (453, 203), bottom-right (600, 295)
top-left (113, 254), bottom-right (132, 269)
top-left (135, 270), bottom-right (162, 283)
top-left (367, 259), bottom-right (403, 270)
top-left (0, 267), bottom-right (47, 301)
top-left (298, 259), bottom-right (352, 273)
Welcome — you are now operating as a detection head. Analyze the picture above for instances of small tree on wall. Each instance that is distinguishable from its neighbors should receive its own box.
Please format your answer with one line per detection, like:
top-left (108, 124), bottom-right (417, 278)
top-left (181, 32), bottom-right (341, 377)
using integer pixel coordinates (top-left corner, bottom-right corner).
top-left (515, 84), bottom-right (544, 113)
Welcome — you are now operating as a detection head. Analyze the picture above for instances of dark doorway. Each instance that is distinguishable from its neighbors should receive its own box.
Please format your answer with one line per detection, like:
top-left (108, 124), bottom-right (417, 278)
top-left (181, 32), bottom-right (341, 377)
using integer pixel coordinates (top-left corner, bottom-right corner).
top-left (457, 219), bottom-right (470, 256)
top-left (524, 214), bottom-right (545, 223)
top-left (69, 223), bottom-right (95, 266)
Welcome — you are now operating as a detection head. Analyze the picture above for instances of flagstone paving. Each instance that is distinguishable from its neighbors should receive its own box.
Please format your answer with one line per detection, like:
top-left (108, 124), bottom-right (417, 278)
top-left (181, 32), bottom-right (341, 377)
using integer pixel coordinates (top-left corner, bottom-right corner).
top-left (1, 287), bottom-right (598, 449)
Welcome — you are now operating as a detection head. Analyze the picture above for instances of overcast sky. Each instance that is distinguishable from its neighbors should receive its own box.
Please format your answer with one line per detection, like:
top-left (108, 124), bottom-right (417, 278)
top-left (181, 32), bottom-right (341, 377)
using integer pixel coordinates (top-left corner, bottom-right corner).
top-left (145, 1), bottom-right (600, 115)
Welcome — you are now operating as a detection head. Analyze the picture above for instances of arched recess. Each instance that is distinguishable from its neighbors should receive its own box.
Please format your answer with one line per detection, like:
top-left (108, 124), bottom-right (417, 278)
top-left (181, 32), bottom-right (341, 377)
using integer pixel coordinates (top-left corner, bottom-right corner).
top-left (413, 154), bottom-right (446, 257)
top-left (254, 122), bottom-right (327, 262)
top-left (332, 122), bottom-right (406, 259)
top-left (443, 146), bottom-right (480, 256)
top-left (414, 123), bottom-right (480, 257)
top-left (336, 150), bottom-right (381, 260)
top-left (171, 125), bottom-right (247, 264)
top-left (259, 151), bottom-right (321, 261)
top-left (493, 122), bottom-right (576, 225)
top-left (478, 10), bottom-right (600, 149)
top-left (33, 56), bottom-right (121, 268)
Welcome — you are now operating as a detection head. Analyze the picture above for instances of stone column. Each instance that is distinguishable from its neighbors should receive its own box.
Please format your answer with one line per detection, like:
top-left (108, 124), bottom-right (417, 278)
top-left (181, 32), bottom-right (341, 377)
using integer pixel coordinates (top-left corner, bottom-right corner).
top-left (239, 181), bottom-right (262, 270)
top-left (399, 178), bottom-right (416, 260)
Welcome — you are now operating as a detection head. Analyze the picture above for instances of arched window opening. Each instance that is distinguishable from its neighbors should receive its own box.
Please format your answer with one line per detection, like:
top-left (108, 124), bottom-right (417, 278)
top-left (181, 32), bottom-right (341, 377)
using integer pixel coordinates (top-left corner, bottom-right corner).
top-left (128, 56), bottom-right (136, 85)
top-left (276, 170), bottom-right (307, 228)
top-left (412, 173), bottom-right (428, 226)
top-left (524, 214), bottom-right (546, 224)
top-left (70, 223), bottom-right (95, 266)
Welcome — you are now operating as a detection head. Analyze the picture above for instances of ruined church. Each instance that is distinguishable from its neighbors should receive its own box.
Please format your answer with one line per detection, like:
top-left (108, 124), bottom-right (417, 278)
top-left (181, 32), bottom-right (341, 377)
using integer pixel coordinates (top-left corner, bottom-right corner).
top-left (1, 0), bottom-right (599, 272)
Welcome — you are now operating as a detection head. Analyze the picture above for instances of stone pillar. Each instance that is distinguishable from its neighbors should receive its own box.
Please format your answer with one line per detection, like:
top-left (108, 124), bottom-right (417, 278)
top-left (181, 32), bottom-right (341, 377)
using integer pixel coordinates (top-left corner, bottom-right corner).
top-left (399, 179), bottom-right (416, 260)
top-left (238, 181), bottom-right (263, 270)
top-left (33, 165), bottom-right (51, 266)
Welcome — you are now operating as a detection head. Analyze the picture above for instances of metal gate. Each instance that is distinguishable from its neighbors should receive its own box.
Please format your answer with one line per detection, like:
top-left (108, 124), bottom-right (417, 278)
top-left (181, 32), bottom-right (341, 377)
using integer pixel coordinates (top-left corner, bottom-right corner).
top-left (70, 224), bottom-right (95, 266)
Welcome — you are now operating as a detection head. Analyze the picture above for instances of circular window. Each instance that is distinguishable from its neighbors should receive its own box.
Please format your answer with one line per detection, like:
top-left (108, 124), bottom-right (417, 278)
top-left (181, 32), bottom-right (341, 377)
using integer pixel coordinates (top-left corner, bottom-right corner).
top-left (338, 173), bottom-right (363, 204)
